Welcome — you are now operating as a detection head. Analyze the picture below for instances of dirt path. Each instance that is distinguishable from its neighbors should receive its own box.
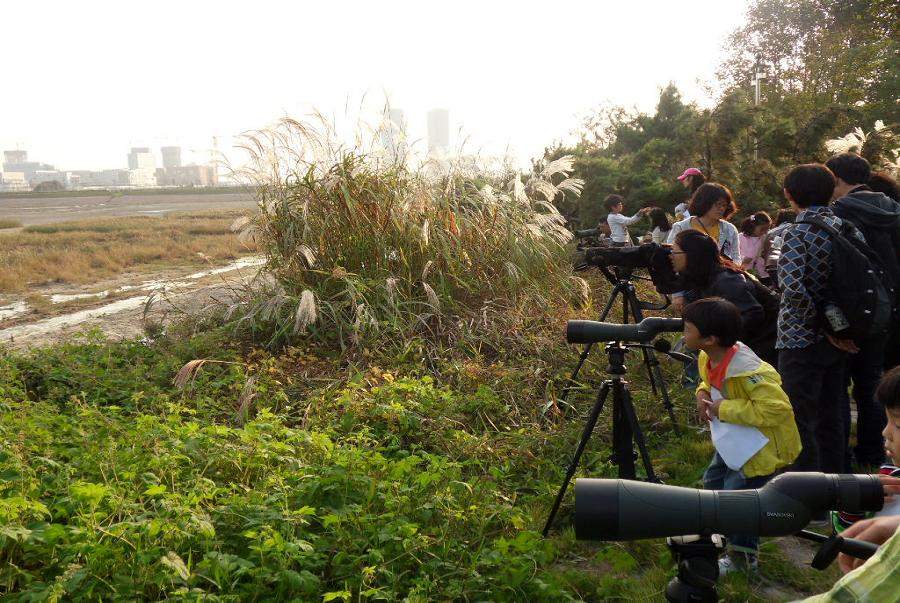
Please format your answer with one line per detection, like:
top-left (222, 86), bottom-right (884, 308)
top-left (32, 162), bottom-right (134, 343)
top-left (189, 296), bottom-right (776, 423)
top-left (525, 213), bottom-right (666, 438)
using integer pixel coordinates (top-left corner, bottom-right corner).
top-left (0, 257), bottom-right (264, 349)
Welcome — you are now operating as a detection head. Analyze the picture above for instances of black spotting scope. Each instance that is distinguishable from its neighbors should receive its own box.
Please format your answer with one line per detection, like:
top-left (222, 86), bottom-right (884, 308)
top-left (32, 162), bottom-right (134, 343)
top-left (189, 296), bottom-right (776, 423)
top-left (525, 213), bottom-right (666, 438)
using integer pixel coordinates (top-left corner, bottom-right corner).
top-left (567, 317), bottom-right (684, 345)
top-left (575, 472), bottom-right (883, 541)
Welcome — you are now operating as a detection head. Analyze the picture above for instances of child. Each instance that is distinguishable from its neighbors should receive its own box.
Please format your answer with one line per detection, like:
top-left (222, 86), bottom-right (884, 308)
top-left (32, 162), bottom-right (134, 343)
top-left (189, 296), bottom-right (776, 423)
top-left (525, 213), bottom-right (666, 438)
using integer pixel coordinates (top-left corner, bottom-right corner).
top-left (738, 211), bottom-right (772, 279)
top-left (682, 297), bottom-right (801, 575)
top-left (832, 366), bottom-right (900, 533)
top-left (604, 194), bottom-right (650, 247)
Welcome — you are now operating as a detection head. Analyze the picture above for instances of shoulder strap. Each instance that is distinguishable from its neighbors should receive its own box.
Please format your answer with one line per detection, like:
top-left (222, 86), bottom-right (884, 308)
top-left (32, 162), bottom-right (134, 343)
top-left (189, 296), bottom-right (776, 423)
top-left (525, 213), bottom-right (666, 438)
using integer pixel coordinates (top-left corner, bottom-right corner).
top-left (796, 216), bottom-right (839, 237)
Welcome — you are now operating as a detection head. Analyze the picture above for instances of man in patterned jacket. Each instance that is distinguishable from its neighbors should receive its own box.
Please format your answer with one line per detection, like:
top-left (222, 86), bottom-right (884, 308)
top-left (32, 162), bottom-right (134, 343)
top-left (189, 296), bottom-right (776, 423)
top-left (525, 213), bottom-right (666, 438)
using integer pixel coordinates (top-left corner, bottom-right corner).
top-left (778, 164), bottom-right (861, 475)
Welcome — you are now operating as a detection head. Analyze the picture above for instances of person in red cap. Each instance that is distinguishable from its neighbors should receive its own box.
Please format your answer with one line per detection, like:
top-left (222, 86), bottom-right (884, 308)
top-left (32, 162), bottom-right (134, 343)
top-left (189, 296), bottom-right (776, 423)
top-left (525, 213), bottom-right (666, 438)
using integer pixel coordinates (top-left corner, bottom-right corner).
top-left (675, 168), bottom-right (705, 220)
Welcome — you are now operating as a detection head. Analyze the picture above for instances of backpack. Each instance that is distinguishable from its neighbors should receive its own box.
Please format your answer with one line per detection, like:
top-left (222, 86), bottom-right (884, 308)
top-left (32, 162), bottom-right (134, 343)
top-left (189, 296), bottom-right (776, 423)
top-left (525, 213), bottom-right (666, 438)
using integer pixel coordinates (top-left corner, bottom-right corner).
top-left (797, 216), bottom-right (894, 341)
top-left (746, 272), bottom-right (780, 327)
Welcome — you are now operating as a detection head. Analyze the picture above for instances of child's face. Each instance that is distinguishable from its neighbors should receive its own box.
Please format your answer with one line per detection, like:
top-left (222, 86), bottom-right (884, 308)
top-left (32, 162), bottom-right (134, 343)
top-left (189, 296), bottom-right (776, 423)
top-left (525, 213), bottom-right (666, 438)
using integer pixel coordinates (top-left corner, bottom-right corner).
top-left (754, 223), bottom-right (769, 237)
top-left (683, 321), bottom-right (712, 351)
top-left (612, 202), bottom-right (623, 213)
top-left (883, 407), bottom-right (900, 463)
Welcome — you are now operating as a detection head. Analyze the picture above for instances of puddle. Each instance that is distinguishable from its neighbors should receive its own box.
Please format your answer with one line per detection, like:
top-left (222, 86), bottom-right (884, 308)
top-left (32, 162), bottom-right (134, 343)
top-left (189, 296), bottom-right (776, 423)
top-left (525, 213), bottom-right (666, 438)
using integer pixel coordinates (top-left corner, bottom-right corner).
top-left (50, 291), bottom-right (110, 303)
top-left (0, 302), bottom-right (29, 321)
top-left (0, 297), bottom-right (151, 341)
top-left (186, 257), bottom-right (265, 279)
top-left (0, 256), bottom-right (266, 342)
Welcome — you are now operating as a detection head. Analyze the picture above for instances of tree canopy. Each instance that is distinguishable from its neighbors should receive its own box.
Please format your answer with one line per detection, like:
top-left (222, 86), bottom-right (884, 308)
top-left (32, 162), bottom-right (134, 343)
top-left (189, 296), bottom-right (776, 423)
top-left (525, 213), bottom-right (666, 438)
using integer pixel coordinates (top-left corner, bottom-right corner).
top-left (547, 0), bottom-right (899, 228)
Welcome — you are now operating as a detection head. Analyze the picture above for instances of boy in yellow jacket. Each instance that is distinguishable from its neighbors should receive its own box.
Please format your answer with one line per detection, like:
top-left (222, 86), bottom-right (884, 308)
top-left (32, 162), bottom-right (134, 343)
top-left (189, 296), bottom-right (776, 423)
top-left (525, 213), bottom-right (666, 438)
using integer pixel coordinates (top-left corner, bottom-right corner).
top-left (682, 297), bottom-right (802, 575)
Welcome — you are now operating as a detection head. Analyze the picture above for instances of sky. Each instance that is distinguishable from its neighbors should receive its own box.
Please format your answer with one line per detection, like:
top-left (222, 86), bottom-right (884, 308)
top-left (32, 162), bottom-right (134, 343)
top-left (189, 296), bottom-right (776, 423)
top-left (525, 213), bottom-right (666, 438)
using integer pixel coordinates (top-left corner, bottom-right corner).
top-left (0, 1), bottom-right (750, 172)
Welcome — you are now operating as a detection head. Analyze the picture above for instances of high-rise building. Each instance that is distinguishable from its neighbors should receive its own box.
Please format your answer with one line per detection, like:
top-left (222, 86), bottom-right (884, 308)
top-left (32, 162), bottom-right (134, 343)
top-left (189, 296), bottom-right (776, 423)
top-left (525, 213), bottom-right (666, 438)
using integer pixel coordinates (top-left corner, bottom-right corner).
top-left (127, 147), bottom-right (155, 170)
top-left (380, 108), bottom-right (407, 162)
top-left (427, 109), bottom-right (449, 154)
top-left (3, 150), bottom-right (27, 164)
top-left (161, 146), bottom-right (182, 169)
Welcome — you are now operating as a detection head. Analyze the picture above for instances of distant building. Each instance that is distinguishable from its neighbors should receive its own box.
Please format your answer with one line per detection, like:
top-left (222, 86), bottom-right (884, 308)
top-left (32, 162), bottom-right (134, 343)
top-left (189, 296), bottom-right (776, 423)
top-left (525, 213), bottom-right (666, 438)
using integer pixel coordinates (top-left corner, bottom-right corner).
top-left (3, 150), bottom-right (27, 165)
top-left (70, 169), bottom-right (130, 188)
top-left (0, 171), bottom-right (29, 192)
top-left (427, 109), bottom-right (450, 154)
top-left (127, 168), bottom-right (157, 188)
top-left (161, 146), bottom-right (182, 169)
top-left (2, 150), bottom-right (65, 189)
top-left (155, 164), bottom-right (218, 187)
top-left (380, 108), bottom-right (408, 163)
top-left (127, 147), bottom-right (155, 170)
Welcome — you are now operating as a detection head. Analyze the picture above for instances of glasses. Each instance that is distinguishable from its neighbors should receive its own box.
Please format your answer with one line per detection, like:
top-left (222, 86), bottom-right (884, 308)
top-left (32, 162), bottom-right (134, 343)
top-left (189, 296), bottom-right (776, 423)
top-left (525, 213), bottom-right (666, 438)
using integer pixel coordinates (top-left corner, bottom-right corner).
top-left (670, 251), bottom-right (687, 255)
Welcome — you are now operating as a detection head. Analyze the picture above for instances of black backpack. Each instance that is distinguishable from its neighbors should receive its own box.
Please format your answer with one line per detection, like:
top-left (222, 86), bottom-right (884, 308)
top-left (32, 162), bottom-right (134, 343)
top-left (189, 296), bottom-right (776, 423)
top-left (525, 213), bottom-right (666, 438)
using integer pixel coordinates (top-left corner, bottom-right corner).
top-left (797, 216), bottom-right (894, 341)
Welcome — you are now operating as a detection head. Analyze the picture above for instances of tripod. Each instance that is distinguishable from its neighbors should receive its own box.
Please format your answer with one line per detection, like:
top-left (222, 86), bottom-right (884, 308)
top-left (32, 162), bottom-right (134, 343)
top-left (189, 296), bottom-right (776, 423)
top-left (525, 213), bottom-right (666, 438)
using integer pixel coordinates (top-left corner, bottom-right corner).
top-left (560, 265), bottom-right (677, 425)
top-left (542, 340), bottom-right (660, 536)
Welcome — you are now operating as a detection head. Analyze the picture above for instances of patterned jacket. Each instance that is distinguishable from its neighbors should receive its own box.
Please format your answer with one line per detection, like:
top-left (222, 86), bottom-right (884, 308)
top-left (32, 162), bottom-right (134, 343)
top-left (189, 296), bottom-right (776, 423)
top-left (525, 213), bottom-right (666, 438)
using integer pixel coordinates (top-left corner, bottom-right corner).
top-left (776, 205), bottom-right (862, 349)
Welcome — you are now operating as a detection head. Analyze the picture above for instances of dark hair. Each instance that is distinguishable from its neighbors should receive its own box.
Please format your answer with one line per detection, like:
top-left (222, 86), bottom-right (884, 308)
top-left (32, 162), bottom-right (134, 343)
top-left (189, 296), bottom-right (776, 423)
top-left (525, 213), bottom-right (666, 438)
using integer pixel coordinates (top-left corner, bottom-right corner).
top-left (689, 183), bottom-right (737, 219)
top-left (674, 229), bottom-right (722, 287)
top-left (604, 194), bottom-right (625, 212)
top-left (825, 153), bottom-right (871, 185)
top-left (682, 297), bottom-right (741, 347)
top-left (783, 164), bottom-right (835, 208)
top-left (876, 366), bottom-right (900, 411)
top-left (869, 171), bottom-right (900, 202)
top-left (648, 207), bottom-right (671, 232)
top-left (739, 211), bottom-right (772, 236)
top-left (687, 172), bottom-right (706, 195)
top-left (773, 208), bottom-right (797, 227)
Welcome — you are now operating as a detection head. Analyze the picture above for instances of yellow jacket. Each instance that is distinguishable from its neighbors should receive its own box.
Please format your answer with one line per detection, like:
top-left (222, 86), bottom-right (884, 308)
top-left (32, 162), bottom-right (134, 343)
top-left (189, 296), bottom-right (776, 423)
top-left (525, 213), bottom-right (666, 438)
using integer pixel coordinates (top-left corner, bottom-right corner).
top-left (698, 343), bottom-right (801, 478)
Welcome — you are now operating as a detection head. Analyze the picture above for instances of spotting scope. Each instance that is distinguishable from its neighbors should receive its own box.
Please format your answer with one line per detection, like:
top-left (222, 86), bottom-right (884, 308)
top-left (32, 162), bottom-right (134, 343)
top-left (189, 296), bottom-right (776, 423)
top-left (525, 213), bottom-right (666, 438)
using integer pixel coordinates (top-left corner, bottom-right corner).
top-left (567, 317), bottom-right (684, 345)
top-left (575, 472), bottom-right (883, 541)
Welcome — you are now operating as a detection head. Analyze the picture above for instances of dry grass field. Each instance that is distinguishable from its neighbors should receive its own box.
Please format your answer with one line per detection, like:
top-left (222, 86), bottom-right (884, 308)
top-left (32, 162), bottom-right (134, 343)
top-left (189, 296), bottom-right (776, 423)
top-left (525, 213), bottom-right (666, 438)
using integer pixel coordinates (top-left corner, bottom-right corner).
top-left (0, 219), bottom-right (22, 229)
top-left (0, 209), bottom-right (257, 293)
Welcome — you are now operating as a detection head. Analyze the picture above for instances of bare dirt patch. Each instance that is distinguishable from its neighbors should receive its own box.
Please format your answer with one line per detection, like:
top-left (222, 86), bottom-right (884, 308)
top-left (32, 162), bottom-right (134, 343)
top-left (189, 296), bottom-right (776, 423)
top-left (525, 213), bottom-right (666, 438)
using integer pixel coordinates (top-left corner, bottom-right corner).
top-left (0, 258), bottom-right (263, 349)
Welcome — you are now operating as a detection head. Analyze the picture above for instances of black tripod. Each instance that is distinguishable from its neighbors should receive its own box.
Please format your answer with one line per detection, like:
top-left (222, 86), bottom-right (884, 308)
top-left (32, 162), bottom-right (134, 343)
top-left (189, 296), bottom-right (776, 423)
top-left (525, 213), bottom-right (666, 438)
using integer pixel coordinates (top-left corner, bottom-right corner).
top-left (542, 340), bottom-right (661, 536)
top-left (560, 265), bottom-right (677, 425)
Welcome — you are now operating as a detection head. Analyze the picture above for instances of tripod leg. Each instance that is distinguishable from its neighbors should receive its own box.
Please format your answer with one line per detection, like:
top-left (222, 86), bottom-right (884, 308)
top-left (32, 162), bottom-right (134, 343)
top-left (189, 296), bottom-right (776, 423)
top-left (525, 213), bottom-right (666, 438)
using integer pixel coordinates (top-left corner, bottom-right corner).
top-left (612, 382), bottom-right (637, 479)
top-left (626, 285), bottom-right (678, 428)
top-left (542, 382), bottom-right (611, 536)
top-left (618, 383), bottom-right (659, 483)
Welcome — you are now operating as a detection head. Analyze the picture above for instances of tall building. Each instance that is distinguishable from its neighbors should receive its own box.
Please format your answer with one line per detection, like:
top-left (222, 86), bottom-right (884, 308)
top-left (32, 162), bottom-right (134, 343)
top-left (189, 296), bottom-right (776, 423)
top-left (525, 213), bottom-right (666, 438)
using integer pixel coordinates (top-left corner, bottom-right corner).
top-left (427, 109), bottom-right (449, 154)
top-left (3, 150), bottom-right (27, 164)
top-left (127, 147), bottom-right (155, 170)
top-left (161, 146), bottom-right (182, 169)
top-left (380, 108), bottom-right (407, 162)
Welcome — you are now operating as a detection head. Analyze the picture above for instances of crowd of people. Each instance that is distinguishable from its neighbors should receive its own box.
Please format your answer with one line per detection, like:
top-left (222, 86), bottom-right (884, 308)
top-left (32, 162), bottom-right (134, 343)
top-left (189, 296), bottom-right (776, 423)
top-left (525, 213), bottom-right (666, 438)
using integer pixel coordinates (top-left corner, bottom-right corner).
top-left (600, 155), bottom-right (900, 586)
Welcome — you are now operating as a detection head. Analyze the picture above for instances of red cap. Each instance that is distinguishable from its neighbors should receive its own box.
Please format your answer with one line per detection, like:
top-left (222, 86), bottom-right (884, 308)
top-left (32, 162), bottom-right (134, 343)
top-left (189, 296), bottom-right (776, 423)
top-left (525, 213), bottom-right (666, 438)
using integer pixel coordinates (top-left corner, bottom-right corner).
top-left (677, 167), bottom-right (703, 181)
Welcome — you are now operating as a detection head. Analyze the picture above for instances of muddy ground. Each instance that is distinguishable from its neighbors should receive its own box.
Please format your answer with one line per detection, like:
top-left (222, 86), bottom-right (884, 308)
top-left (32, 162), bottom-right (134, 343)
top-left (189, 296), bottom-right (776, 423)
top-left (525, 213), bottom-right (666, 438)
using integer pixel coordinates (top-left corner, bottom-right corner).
top-left (0, 258), bottom-right (263, 349)
top-left (0, 191), bottom-right (255, 227)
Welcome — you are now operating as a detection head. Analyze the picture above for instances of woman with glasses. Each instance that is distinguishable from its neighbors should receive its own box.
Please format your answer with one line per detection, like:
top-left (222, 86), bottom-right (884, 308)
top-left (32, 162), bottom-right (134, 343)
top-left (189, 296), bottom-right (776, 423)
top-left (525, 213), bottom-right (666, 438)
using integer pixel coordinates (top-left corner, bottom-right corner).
top-left (668, 183), bottom-right (742, 266)
top-left (669, 229), bottom-right (777, 365)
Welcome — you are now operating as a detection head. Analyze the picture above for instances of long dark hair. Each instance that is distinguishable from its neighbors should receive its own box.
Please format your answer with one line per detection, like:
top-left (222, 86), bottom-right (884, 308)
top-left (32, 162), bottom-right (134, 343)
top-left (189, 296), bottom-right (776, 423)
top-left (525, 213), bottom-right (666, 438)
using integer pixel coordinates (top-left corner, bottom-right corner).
top-left (674, 229), bottom-right (743, 289)
top-left (648, 207), bottom-right (671, 232)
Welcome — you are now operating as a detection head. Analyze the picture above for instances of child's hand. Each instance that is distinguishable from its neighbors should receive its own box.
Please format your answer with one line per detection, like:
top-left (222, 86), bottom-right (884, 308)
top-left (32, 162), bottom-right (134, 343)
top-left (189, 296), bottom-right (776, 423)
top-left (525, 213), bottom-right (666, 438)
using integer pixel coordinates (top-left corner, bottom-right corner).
top-left (696, 390), bottom-right (712, 422)
top-left (707, 398), bottom-right (723, 419)
top-left (878, 474), bottom-right (900, 506)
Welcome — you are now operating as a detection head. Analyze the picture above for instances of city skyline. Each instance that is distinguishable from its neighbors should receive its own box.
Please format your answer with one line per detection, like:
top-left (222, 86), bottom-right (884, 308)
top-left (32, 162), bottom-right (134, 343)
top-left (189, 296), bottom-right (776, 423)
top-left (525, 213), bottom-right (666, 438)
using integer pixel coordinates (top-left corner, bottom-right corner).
top-left (0, 1), bottom-right (750, 171)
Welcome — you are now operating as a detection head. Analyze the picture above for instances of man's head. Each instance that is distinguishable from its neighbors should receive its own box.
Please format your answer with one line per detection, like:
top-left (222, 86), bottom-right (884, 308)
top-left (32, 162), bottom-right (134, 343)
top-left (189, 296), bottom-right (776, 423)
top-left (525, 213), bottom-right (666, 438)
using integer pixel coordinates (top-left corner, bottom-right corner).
top-left (604, 194), bottom-right (625, 213)
top-left (783, 164), bottom-right (836, 209)
top-left (681, 297), bottom-right (741, 352)
top-left (876, 367), bottom-right (900, 464)
top-left (825, 153), bottom-right (871, 200)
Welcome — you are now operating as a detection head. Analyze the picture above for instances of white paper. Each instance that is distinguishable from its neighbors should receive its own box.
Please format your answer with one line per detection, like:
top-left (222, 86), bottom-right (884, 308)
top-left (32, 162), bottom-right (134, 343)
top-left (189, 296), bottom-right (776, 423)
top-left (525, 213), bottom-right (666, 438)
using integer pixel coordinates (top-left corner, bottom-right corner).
top-left (708, 387), bottom-right (769, 471)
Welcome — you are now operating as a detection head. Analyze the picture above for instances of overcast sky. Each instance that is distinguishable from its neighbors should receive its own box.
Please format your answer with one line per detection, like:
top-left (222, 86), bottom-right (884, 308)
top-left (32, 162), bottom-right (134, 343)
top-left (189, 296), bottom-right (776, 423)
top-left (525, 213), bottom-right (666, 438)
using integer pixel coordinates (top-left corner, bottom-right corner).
top-left (0, 0), bottom-right (749, 171)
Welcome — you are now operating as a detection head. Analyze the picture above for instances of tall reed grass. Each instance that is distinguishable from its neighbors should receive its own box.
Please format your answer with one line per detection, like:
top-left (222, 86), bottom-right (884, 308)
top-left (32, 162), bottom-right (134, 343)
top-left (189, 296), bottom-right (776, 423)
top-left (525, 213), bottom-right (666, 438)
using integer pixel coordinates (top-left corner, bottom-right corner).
top-left (228, 117), bottom-right (587, 349)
